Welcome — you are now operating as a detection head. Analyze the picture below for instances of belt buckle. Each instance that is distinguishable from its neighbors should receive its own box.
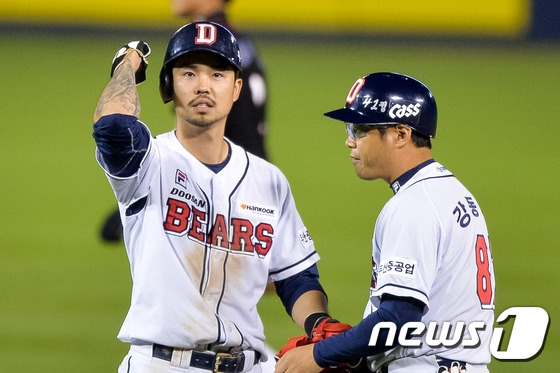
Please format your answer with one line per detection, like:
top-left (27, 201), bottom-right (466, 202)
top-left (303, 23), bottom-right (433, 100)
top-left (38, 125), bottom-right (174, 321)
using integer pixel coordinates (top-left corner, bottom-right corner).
top-left (214, 352), bottom-right (240, 373)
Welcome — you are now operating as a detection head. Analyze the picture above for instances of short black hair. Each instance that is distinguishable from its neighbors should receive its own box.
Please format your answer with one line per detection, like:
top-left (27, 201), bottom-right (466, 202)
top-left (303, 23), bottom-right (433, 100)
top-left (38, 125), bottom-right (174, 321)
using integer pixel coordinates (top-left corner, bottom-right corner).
top-left (411, 130), bottom-right (432, 149)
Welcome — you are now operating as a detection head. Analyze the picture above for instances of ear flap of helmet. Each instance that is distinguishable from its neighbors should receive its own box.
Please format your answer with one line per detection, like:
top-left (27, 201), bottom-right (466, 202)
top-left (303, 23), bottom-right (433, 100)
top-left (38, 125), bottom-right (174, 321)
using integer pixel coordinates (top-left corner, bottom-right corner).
top-left (159, 67), bottom-right (173, 104)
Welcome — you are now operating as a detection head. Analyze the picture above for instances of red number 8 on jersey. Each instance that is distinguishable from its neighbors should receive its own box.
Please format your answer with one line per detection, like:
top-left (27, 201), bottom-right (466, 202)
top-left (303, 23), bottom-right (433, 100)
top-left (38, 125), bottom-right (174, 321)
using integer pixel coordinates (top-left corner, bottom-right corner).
top-left (475, 234), bottom-right (495, 309)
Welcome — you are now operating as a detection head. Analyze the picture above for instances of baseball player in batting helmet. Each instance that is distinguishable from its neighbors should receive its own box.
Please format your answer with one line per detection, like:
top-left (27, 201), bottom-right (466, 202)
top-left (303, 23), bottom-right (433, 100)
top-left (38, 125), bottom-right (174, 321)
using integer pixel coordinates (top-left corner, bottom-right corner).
top-left (92, 21), bottom-right (348, 373)
top-left (324, 72), bottom-right (437, 139)
top-left (275, 72), bottom-right (495, 373)
top-left (100, 0), bottom-right (269, 243)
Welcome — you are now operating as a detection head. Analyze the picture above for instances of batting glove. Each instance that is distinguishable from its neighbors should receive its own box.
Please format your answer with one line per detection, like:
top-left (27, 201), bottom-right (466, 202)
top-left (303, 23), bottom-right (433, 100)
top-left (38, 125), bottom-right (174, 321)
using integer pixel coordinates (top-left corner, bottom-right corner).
top-left (110, 41), bottom-right (151, 84)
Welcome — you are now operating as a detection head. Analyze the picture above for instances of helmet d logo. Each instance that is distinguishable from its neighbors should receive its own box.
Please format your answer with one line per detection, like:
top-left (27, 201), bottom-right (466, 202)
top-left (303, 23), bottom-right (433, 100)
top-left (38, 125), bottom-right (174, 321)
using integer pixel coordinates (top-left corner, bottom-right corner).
top-left (346, 78), bottom-right (365, 104)
top-left (195, 24), bottom-right (217, 45)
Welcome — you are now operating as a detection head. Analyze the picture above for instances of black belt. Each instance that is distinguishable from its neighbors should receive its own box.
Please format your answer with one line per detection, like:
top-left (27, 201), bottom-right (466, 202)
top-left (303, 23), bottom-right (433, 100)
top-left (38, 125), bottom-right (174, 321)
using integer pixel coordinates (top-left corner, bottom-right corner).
top-left (152, 344), bottom-right (261, 373)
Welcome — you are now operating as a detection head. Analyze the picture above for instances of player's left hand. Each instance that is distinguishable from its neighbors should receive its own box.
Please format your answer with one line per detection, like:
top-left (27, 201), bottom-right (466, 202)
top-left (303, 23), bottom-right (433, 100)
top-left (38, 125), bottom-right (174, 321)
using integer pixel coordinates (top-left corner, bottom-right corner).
top-left (110, 41), bottom-right (151, 84)
top-left (275, 344), bottom-right (322, 373)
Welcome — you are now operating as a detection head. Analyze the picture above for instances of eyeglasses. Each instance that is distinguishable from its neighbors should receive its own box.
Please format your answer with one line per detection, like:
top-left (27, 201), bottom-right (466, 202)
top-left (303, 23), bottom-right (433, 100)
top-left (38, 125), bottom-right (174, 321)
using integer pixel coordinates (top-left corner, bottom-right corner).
top-left (345, 123), bottom-right (393, 141)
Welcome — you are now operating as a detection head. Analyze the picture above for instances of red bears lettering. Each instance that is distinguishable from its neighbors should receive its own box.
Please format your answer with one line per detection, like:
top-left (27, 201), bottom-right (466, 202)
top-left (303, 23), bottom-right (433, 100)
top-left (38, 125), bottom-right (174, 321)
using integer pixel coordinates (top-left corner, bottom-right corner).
top-left (163, 198), bottom-right (272, 256)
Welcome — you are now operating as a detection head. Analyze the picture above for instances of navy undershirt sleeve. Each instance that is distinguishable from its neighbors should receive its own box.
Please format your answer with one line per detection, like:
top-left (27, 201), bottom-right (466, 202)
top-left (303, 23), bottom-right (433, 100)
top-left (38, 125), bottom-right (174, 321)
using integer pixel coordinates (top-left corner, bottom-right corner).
top-left (313, 295), bottom-right (424, 367)
top-left (93, 113), bottom-right (150, 177)
top-left (274, 264), bottom-right (326, 316)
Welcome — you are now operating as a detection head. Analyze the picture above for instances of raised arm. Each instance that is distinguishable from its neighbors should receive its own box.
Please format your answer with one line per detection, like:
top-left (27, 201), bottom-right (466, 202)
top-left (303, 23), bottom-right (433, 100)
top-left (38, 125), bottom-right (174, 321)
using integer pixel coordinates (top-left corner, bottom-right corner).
top-left (93, 41), bottom-right (151, 123)
top-left (92, 41), bottom-right (152, 178)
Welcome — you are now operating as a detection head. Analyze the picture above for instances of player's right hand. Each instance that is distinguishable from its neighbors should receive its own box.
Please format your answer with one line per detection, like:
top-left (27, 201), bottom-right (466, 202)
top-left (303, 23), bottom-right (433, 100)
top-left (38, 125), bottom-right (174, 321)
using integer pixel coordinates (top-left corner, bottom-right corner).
top-left (110, 41), bottom-right (151, 84)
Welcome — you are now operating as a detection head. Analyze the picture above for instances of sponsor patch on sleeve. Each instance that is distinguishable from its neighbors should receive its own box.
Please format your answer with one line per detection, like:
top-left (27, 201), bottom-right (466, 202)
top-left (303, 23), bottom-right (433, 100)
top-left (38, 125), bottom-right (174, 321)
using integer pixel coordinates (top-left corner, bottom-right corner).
top-left (297, 227), bottom-right (314, 249)
top-left (377, 257), bottom-right (417, 279)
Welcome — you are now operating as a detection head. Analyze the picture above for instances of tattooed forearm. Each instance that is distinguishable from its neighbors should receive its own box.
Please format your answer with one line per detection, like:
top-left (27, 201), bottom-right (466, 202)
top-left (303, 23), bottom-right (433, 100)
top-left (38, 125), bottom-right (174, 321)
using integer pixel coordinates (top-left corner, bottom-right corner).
top-left (94, 58), bottom-right (141, 122)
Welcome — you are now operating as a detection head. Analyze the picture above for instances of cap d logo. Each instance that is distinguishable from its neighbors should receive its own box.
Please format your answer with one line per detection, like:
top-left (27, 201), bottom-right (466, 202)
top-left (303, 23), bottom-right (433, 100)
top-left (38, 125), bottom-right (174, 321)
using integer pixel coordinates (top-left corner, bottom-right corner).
top-left (346, 78), bottom-right (365, 104)
top-left (195, 24), bottom-right (217, 45)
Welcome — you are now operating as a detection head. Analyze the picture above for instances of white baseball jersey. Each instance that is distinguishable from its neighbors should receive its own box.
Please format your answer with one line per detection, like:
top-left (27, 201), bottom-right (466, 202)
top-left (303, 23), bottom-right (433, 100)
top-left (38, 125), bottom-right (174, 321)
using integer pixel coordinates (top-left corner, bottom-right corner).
top-left (96, 123), bottom-right (319, 357)
top-left (364, 161), bottom-right (495, 369)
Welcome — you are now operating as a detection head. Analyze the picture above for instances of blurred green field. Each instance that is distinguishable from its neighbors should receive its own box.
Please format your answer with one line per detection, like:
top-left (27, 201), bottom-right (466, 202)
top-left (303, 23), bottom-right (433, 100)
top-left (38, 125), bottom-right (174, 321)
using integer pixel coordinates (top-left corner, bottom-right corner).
top-left (0, 29), bottom-right (558, 372)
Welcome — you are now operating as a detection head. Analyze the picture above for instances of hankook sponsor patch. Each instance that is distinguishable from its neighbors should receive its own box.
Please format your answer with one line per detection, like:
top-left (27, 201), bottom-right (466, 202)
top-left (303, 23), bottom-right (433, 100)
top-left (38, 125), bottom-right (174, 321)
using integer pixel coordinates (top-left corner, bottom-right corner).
top-left (237, 202), bottom-right (278, 220)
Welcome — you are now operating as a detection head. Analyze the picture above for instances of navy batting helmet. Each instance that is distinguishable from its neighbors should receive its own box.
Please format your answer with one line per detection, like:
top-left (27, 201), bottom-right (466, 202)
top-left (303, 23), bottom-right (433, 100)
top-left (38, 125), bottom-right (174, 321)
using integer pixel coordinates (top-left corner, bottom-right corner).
top-left (159, 21), bottom-right (242, 103)
top-left (324, 72), bottom-right (437, 138)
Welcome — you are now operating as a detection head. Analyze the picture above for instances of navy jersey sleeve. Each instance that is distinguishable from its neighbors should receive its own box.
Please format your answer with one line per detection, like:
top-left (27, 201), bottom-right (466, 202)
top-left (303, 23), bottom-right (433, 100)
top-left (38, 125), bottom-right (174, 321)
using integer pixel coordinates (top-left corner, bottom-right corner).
top-left (93, 114), bottom-right (150, 177)
top-left (313, 296), bottom-right (424, 366)
top-left (274, 264), bottom-right (326, 316)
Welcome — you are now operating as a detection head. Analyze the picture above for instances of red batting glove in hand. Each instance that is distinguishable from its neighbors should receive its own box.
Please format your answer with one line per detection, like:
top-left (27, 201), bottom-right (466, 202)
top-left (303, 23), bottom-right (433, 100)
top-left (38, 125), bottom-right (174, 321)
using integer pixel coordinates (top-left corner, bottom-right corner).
top-left (276, 317), bottom-right (352, 359)
top-left (276, 317), bottom-right (362, 373)
top-left (276, 335), bottom-right (312, 359)
top-left (310, 317), bottom-right (352, 342)
top-left (310, 318), bottom-right (362, 373)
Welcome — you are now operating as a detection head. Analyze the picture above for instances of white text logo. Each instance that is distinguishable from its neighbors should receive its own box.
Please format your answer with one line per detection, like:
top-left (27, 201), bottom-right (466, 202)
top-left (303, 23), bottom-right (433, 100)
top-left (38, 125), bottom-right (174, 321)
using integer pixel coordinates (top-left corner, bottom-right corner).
top-left (491, 307), bottom-right (549, 360)
top-left (368, 307), bottom-right (549, 361)
top-left (388, 103), bottom-right (421, 120)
